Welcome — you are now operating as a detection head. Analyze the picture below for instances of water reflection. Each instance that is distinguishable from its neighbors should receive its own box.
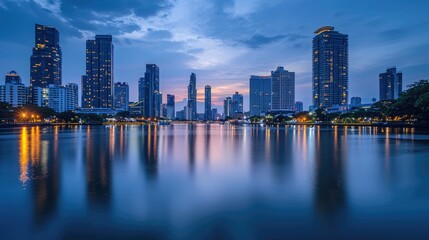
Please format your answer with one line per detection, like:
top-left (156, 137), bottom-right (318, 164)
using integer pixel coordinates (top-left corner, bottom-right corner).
top-left (85, 126), bottom-right (111, 206)
top-left (5, 125), bottom-right (429, 238)
top-left (314, 126), bottom-right (347, 221)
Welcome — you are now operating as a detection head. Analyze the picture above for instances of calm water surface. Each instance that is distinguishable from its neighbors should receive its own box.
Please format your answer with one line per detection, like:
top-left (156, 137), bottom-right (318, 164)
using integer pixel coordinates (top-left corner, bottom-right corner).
top-left (1, 124), bottom-right (429, 239)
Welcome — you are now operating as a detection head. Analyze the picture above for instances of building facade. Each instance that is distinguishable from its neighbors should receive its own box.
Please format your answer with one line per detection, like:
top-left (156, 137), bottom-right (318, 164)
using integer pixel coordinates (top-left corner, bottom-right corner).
top-left (187, 73), bottom-right (197, 120)
top-left (312, 26), bottom-right (349, 108)
top-left (65, 83), bottom-right (79, 111)
top-left (350, 97), bottom-right (362, 106)
top-left (204, 85), bottom-right (211, 121)
top-left (232, 92), bottom-right (244, 116)
top-left (271, 66), bottom-right (295, 110)
top-left (114, 82), bottom-right (129, 111)
top-left (249, 75), bottom-right (271, 116)
top-left (82, 35), bottom-right (114, 109)
top-left (30, 24), bottom-right (62, 89)
top-left (166, 94), bottom-right (175, 120)
top-left (142, 64), bottom-right (160, 118)
top-left (294, 101), bottom-right (303, 113)
top-left (379, 67), bottom-right (403, 101)
top-left (5, 71), bottom-right (22, 84)
top-left (0, 83), bottom-right (28, 107)
top-left (223, 97), bottom-right (232, 119)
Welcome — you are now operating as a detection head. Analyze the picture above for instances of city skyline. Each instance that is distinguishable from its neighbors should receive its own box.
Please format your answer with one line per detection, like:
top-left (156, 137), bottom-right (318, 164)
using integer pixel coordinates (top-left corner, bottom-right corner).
top-left (1, 0), bottom-right (429, 110)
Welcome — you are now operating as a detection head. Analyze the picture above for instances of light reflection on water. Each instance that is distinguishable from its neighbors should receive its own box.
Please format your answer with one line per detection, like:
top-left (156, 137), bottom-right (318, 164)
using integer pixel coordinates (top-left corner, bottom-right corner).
top-left (0, 124), bottom-right (429, 239)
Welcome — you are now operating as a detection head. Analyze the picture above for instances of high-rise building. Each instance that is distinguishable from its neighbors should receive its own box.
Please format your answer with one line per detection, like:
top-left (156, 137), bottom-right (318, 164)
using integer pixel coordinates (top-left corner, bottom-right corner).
top-left (142, 64), bottom-right (160, 118)
top-left (312, 26), bottom-right (348, 108)
top-left (5, 71), bottom-right (22, 84)
top-left (211, 108), bottom-right (218, 121)
top-left (350, 97), bottom-right (362, 106)
top-left (65, 83), bottom-right (78, 111)
top-left (294, 101), bottom-right (303, 113)
top-left (0, 82), bottom-right (27, 107)
top-left (155, 92), bottom-right (162, 118)
top-left (82, 35), bottom-right (114, 109)
top-left (187, 73), bottom-right (197, 120)
top-left (249, 75), bottom-right (272, 116)
top-left (30, 24), bottom-right (62, 88)
top-left (32, 84), bottom-right (78, 112)
top-left (138, 77), bottom-right (145, 102)
top-left (271, 66), bottom-right (295, 110)
top-left (204, 85), bottom-right (211, 120)
top-left (114, 82), bottom-right (129, 111)
top-left (379, 67), bottom-right (403, 101)
top-left (223, 97), bottom-right (232, 119)
top-left (232, 92), bottom-right (244, 116)
top-left (166, 94), bottom-right (175, 120)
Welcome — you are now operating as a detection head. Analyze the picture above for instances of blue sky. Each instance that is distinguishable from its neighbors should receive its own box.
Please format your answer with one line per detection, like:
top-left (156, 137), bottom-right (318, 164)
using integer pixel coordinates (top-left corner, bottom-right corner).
top-left (1, 0), bottom-right (428, 111)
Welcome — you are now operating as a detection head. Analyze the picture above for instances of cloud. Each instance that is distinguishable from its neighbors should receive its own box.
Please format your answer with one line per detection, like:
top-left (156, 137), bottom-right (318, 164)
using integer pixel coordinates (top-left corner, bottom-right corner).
top-left (241, 34), bottom-right (287, 48)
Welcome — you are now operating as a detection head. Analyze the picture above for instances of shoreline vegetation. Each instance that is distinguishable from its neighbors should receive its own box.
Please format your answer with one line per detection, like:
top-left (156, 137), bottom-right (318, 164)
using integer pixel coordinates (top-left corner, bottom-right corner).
top-left (1, 80), bottom-right (429, 129)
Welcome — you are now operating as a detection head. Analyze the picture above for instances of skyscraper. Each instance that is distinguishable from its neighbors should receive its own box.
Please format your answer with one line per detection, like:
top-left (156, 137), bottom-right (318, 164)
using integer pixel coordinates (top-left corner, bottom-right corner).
top-left (312, 26), bottom-right (349, 108)
top-left (271, 66), bottom-right (295, 110)
top-left (223, 97), bottom-right (232, 119)
top-left (0, 71), bottom-right (27, 107)
top-left (166, 94), bottom-right (175, 119)
top-left (138, 77), bottom-right (145, 102)
top-left (142, 64), bottom-right (160, 118)
top-left (379, 67), bottom-right (403, 101)
top-left (249, 75), bottom-right (272, 116)
top-left (350, 97), bottom-right (362, 106)
top-left (232, 92), bottom-right (244, 116)
top-left (114, 82), bottom-right (129, 111)
top-left (30, 24), bottom-right (62, 102)
top-left (82, 35), bottom-right (114, 109)
top-left (65, 83), bottom-right (78, 111)
top-left (187, 73), bottom-right (197, 120)
top-left (5, 71), bottom-right (22, 84)
top-left (294, 101), bottom-right (303, 113)
top-left (204, 85), bottom-right (212, 121)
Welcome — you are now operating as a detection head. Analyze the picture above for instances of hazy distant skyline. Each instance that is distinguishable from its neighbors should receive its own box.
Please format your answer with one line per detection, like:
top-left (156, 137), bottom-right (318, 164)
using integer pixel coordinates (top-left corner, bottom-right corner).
top-left (1, 0), bottom-right (428, 111)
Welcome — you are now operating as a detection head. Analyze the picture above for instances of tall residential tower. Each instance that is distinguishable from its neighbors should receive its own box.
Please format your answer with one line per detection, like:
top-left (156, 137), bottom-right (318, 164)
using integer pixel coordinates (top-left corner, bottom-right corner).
top-left (379, 67), bottom-right (403, 101)
top-left (187, 73), bottom-right (197, 120)
top-left (82, 35), bottom-right (114, 109)
top-left (312, 26), bottom-right (348, 108)
top-left (204, 85), bottom-right (212, 121)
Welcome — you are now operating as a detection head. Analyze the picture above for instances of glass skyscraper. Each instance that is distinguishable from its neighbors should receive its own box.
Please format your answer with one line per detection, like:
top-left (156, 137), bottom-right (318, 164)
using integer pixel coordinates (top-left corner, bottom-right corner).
top-left (166, 94), bottom-right (175, 120)
top-left (114, 82), bottom-right (129, 111)
top-left (30, 24), bottom-right (62, 101)
top-left (204, 85), bottom-right (211, 121)
top-left (82, 35), bottom-right (114, 109)
top-left (249, 75), bottom-right (272, 116)
top-left (232, 92), bottom-right (244, 116)
top-left (271, 66), bottom-right (295, 110)
top-left (142, 64), bottom-right (160, 118)
top-left (312, 26), bottom-right (348, 108)
top-left (379, 67), bottom-right (403, 101)
top-left (187, 73), bottom-right (197, 120)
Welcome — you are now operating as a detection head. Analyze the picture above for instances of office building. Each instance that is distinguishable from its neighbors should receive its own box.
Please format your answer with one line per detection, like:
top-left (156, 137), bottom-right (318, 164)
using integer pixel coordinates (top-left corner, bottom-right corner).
top-left (224, 97), bottom-right (232, 119)
top-left (379, 67), bottom-right (403, 100)
top-left (350, 97), bottom-right (362, 106)
top-left (294, 101), bottom-right (303, 113)
top-left (0, 82), bottom-right (28, 107)
top-left (211, 108), bottom-right (218, 121)
top-left (166, 94), bottom-right (175, 120)
top-left (312, 26), bottom-right (349, 108)
top-left (30, 24), bottom-right (62, 89)
top-left (65, 83), bottom-right (79, 111)
top-left (82, 35), bottom-right (114, 109)
top-left (114, 82), bottom-right (129, 111)
top-left (271, 66), bottom-right (295, 110)
top-left (187, 73), bottom-right (197, 120)
top-left (232, 91), bottom-right (244, 117)
top-left (249, 75), bottom-right (272, 116)
top-left (141, 64), bottom-right (160, 118)
top-left (138, 77), bottom-right (145, 102)
top-left (5, 71), bottom-right (22, 84)
top-left (204, 85), bottom-right (212, 120)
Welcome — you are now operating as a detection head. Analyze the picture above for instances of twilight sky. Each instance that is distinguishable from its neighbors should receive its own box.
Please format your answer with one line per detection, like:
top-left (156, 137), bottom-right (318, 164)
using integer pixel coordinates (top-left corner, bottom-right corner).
top-left (1, 0), bottom-right (428, 111)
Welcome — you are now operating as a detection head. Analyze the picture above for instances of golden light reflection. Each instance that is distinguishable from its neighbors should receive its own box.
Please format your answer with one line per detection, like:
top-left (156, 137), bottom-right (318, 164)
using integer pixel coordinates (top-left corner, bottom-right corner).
top-left (19, 127), bottom-right (29, 184)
